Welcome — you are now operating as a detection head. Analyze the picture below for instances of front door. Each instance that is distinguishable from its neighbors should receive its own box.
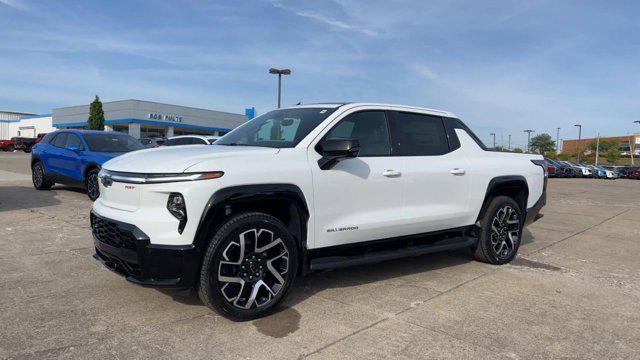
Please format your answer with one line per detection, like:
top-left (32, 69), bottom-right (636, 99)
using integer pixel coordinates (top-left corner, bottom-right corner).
top-left (309, 110), bottom-right (405, 248)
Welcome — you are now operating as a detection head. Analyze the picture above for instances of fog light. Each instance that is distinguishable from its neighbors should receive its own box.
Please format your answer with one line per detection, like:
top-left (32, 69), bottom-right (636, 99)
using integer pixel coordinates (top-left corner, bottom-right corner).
top-left (167, 193), bottom-right (187, 233)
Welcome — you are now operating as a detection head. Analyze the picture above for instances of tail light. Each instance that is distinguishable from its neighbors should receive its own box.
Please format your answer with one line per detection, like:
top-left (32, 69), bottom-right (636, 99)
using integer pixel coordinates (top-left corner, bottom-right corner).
top-left (531, 160), bottom-right (548, 177)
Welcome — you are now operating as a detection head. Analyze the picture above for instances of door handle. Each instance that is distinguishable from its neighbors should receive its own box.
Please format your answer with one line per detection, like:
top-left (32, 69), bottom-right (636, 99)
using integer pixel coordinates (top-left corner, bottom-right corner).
top-left (382, 170), bottom-right (402, 177)
top-left (450, 168), bottom-right (466, 176)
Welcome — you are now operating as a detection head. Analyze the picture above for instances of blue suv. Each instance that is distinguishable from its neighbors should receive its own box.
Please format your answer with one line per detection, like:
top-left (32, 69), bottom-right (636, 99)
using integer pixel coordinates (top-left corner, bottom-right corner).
top-left (31, 130), bottom-right (143, 200)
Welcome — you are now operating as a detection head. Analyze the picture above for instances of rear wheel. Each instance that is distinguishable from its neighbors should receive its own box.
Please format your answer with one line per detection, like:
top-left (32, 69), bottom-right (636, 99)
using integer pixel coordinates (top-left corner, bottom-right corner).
top-left (32, 161), bottom-right (52, 190)
top-left (86, 168), bottom-right (100, 201)
top-left (474, 196), bottom-right (522, 264)
top-left (198, 212), bottom-right (298, 321)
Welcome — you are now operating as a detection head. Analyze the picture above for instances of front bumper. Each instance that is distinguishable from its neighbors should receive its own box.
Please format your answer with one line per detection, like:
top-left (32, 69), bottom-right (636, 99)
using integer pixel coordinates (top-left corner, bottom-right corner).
top-left (90, 211), bottom-right (201, 288)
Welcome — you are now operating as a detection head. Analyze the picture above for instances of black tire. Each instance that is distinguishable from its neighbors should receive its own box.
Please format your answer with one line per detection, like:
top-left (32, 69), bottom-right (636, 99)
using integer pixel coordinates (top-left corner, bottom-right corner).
top-left (86, 168), bottom-right (100, 201)
top-left (474, 196), bottom-right (522, 265)
top-left (8, 145), bottom-right (15, 152)
top-left (32, 161), bottom-right (52, 190)
top-left (198, 212), bottom-right (298, 321)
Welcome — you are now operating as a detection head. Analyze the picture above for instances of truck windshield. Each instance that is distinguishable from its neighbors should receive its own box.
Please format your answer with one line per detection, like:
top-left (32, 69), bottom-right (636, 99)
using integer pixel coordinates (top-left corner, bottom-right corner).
top-left (216, 107), bottom-right (338, 148)
top-left (84, 133), bottom-right (144, 152)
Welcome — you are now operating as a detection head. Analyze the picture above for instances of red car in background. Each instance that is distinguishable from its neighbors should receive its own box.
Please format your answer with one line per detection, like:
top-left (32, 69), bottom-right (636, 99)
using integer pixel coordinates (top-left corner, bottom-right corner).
top-left (631, 169), bottom-right (640, 180)
top-left (0, 139), bottom-right (15, 151)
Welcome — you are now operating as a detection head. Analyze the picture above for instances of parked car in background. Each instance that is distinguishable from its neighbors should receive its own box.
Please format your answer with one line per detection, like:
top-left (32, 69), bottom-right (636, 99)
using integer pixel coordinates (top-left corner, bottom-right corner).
top-left (31, 130), bottom-right (144, 200)
top-left (0, 139), bottom-right (15, 152)
top-left (12, 137), bottom-right (38, 153)
top-left (546, 160), bottom-right (557, 178)
top-left (163, 135), bottom-right (220, 146)
top-left (618, 166), bottom-right (639, 179)
top-left (36, 133), bottom-right (48, 143)
top-left (547, 159), bottom-right (571, 177)
top-left (139, 137), bottom-right (166, 148)
top-left (630, 168), bottom-right (640, 180)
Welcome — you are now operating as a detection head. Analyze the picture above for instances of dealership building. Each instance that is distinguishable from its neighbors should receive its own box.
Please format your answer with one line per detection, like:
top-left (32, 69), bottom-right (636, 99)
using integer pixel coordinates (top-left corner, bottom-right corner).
top-left (0, 110), bottom-right (56, 140)
top-left (52, 99), bottom-right (252, 138)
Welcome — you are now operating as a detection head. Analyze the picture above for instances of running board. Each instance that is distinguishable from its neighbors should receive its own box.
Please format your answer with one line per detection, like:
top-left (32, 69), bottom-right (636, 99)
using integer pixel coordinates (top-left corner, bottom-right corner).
top-left (309, 236), bottom-right (476, 271)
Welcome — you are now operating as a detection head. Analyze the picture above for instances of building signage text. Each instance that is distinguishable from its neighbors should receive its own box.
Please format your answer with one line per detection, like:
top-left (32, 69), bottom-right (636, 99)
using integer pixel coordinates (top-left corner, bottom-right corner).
top-left (148, 113), bottom-right (183, 123)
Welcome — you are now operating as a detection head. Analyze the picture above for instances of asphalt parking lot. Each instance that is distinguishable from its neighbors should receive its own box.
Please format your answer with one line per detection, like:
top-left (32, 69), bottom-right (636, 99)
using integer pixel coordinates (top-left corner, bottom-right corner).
top-left (1, 152), bottom-right (639, 359)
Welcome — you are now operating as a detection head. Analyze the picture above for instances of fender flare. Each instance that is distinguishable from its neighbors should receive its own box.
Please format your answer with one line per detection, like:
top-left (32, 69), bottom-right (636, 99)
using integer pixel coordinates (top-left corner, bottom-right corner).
top-left (476, 175), bottom-right (529, 223)
top-left (193, 183), bottom-right (311, 272)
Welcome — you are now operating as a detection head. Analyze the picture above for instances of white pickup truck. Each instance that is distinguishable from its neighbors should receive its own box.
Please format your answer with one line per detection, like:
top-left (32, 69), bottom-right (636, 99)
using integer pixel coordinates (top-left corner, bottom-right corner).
top-left (91, 103), bottom-right (546, 320)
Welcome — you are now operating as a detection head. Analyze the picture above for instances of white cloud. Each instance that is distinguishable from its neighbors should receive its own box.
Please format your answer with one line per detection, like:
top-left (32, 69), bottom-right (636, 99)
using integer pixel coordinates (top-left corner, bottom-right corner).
top-left (412, 64), bottom-right (437, 80)
top-left (270, 1), bottom-right (377, 36)
top-left (0, 0), bottom-right (29, 10)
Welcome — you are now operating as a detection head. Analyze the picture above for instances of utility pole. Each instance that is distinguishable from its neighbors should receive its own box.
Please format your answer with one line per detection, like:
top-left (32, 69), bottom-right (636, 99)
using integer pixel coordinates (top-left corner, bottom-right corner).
top-left (574, 124), bottom-right (582, 163)
top-left (490, 133), bottom-right (496, 149)
top-left (508, 134), bottom-right (511, 150)
top-left (595, 133), bottom-right (600, 166)
top-left (269, 68), bottom-right (291, 108)
top-left (556, 127), bottom-right (561, 154)
top-left (524, 130), bottom-right (534, 153)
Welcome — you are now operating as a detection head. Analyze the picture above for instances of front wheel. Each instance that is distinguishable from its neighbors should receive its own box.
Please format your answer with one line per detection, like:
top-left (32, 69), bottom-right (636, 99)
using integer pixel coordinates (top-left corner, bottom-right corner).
top-left (32, 161), bottom-right (52, 190)
top-left (474, 196), bottom-right (522, 265)
top-left (198, 212), bottom-right (298, 321)
top-left (86, 168), bottom-right (100, 201)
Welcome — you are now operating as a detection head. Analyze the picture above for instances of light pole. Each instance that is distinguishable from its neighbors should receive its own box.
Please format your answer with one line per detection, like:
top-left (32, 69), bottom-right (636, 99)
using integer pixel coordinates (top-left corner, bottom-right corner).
top-left (556, 127), bottom-right (561, 154)
top-left (508, 134), bottom-right (511, 150)
top-left (269, 68), bottom-right (291, 108)
top-left (574, 124), bottom-right (582, 162)
top-left (632, 120), bottom-right (640, 165)
top-left (524, 130), bottom-right (534, 153)
top-left (490, 133), bottom-right (496, 149)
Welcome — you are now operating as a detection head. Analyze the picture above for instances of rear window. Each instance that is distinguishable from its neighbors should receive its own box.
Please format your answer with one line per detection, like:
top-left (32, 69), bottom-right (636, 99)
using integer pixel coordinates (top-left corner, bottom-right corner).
top-left (83, 133), bottom-right (144, 152)
top-left (388, 112), bottom-right (450, 156)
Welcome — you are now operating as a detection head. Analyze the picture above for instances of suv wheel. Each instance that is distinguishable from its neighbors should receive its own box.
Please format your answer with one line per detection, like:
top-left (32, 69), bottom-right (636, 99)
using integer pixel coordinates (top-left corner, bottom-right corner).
top-left (32, 161), bottom-right (52, 190)
top-left (198, 212), bottom-right (298, 320)
top-left (86, 168), bottom-right (100, 201)
top-left (474, 196), bottom-right (522, 264)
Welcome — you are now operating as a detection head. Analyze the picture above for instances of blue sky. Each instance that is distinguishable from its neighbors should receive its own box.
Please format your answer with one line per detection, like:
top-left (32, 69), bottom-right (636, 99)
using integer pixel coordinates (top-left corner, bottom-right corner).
top-left (1, 0), bottom-right (639, 148)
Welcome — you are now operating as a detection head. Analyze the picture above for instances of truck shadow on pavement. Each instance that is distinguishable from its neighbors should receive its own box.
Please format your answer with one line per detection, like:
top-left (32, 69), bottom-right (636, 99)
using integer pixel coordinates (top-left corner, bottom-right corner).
top-left (0, 185), bottom-right (62, 212)
top-left (156, 229), bottom-right (538, 337)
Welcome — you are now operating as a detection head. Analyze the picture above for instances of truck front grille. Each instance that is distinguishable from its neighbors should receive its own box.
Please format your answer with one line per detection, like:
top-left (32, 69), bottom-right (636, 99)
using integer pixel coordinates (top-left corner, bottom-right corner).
top-left (90, 213), bottom-right (137, 251)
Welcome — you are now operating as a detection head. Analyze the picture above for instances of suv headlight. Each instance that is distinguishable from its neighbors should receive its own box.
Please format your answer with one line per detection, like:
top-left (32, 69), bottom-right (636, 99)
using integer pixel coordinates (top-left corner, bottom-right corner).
top-left (167, 193), bottom-right (187, 233)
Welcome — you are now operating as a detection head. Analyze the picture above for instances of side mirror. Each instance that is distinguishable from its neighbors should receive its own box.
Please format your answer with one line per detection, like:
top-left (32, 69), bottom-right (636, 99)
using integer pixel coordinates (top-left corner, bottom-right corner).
top-left (66, 145), bottom-right (81, 152)
top-left (318, 138), bottom-right (360, 170)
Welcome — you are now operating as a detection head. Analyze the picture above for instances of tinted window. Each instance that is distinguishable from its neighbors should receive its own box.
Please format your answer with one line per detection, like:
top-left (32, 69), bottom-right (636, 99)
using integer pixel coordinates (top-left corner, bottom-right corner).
top-left (165, 138), bottom-right (198, 146)
top-left (51, 133), bottom-right (68, 148)
top-left (323, 111), bottom-right (390, 156)
top-left (389, 112), bottom-right (450, 156)
top-left (216, 107), bottom-right (338, 148)
top-left (41, 133), bottom-right (56, 144)
top-left (65, 134), bottom-right (83, 149)
top-left (83, 133), bottom-right (143, 152)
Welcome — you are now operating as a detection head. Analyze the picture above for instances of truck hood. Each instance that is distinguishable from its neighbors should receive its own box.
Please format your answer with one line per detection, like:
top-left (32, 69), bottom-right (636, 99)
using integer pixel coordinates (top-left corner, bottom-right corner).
top-left (102, 145), bottom-right (280, 173)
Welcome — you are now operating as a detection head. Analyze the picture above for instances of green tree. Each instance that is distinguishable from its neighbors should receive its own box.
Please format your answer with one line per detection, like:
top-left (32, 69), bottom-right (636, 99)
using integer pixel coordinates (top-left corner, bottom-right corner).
top-left (545, 151), bottom-right (558, 159)
top-left (557, 152), bottom-right (570, 160)
top-left (512, 148), bottom-right (524, 153)
top-left (587, 139), bottom-right (617, 153)
top-left (605, 149), bottom-right (620, 164)
top-left (529, 133), bottom-right (556, 154)
top-left (87, 95), bottom-right (105, 130)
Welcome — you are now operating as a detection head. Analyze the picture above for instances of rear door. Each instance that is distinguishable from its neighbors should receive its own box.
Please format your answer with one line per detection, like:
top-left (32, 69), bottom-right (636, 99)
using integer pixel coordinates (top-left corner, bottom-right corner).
top-left (388, 111), bottom-right (472, 234)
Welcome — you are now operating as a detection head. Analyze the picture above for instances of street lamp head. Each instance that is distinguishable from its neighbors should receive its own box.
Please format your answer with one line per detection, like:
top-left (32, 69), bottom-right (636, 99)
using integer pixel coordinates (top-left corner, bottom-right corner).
top-left (634, 120), bottom-right (640, 124)
top-left (574, 124), bottom-right (581, 127)
top-left (269, 68), bottom-right (291, 75)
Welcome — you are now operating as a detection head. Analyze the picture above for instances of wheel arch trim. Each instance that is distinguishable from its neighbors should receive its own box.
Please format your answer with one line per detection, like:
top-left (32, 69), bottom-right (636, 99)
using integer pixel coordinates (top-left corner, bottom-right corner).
top-left (476, 175), bottom-right (529, 223)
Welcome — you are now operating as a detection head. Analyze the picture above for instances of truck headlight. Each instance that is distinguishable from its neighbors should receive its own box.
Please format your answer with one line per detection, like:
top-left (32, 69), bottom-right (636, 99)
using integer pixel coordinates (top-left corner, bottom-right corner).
top-left (167, 193), bottom-right (187, 233)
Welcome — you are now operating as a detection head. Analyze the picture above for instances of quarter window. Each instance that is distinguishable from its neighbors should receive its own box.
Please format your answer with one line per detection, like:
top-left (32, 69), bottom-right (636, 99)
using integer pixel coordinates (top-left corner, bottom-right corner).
top-left (388, 112), bottom-right (450, 156)
top-left (323, 111), bottom-right (391, 156)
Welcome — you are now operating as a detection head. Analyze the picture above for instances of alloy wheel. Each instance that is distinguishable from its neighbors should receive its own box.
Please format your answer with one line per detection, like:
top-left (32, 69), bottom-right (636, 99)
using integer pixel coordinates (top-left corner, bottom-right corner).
top-left (217, 228), bottom-right (290, 310)
top-left (490, 205), bottom-right (520, 259)
top-left (87, 173), bottom-right (99, 200)
top-left (33, 163), bottom-right (43, 187)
